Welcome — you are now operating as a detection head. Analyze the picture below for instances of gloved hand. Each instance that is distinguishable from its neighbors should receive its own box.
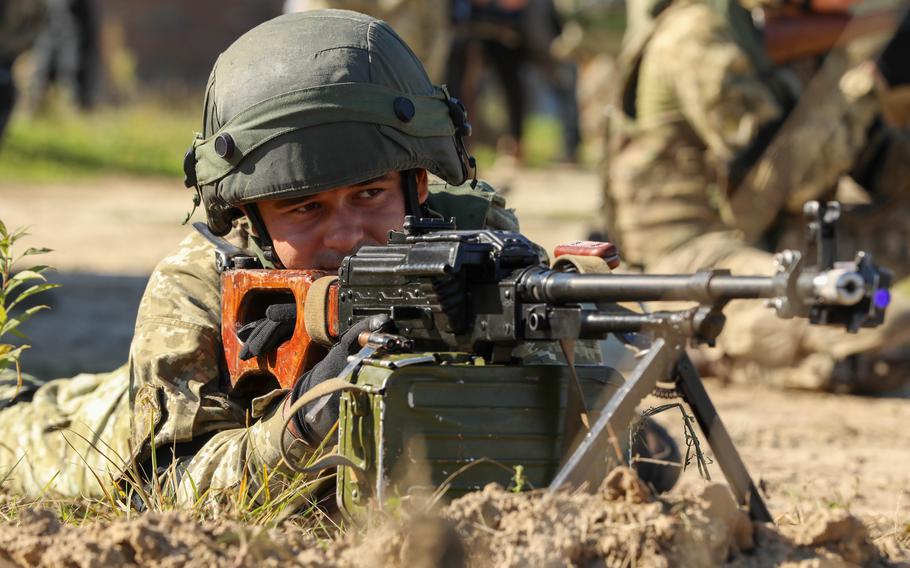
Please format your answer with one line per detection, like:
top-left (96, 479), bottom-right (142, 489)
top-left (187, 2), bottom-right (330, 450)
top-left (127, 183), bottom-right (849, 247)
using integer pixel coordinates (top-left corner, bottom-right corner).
top-left (288, 314), bottom-right (391, 444)
top-left (237, 303), bottom-right (296, 360)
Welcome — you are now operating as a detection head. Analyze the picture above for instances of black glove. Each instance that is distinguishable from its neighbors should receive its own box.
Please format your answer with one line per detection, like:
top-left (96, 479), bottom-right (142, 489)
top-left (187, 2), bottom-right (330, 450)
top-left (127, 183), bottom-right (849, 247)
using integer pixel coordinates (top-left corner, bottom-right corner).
top-left (237, 303), bottom-right (297, 360)
top-left (290, 314), bottom-right (391, 444)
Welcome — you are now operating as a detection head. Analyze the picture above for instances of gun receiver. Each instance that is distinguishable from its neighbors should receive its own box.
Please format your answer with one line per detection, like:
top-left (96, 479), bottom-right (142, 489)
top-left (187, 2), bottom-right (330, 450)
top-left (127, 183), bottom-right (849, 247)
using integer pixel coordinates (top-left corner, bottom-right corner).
top-left (218, 201), bottom-right (890, 521)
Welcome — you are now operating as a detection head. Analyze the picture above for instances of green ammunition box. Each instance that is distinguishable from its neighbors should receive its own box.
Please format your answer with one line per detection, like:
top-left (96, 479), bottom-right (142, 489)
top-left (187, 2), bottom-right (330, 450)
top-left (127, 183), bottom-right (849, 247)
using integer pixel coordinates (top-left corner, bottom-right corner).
top-left (337, 354), bottom-right (624, 517)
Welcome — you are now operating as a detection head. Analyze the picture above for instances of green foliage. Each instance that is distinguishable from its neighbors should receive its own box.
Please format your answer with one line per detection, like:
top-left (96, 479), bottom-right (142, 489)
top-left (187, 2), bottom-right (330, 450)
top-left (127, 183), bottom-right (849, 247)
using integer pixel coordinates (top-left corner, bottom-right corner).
top-left (523, 116), bottom-right (568, 168)
top-left (0, 219), bottom-right (59, 388)
top-left (510, 464), bottom-right (526, 493)
top-left (0, 103), bottom-right (195, 183)
top-left (471, 115), bottom-right (571, 170)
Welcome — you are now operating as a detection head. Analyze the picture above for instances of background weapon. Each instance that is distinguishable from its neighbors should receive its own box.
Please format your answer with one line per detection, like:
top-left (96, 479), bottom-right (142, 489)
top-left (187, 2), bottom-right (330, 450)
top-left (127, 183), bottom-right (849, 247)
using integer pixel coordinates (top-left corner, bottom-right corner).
top-left (210, 201), bottom-right (890, 521)
top-left (764, 6), bottom-right (903, 66)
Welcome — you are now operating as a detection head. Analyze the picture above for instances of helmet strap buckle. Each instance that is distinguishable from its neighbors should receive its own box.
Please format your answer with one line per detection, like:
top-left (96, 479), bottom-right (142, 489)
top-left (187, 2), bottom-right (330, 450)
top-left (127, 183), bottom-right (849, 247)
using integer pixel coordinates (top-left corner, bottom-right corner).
top-left (245, 203), bottom-right (285, 269)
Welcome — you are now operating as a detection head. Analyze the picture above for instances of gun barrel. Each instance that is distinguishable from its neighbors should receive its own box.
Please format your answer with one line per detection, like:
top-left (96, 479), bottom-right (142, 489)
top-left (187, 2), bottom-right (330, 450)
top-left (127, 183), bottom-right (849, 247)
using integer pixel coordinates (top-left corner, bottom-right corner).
top-left (579, 312), bottom-right (661, 334)
top-left (521, 270), bottom-right (778, 304)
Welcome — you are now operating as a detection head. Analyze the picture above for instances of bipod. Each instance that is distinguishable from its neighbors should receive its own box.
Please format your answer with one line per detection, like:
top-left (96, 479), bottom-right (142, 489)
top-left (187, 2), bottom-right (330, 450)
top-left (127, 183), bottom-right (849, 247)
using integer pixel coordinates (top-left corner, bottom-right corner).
top-left (548, 333), bottom-right (773, 523)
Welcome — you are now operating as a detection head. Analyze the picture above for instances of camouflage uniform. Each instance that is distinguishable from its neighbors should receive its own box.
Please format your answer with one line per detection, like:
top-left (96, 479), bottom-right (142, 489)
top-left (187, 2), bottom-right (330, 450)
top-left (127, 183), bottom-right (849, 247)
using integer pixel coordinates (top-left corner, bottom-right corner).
top-left (605, 0), bottom-right (910, 390)
top-left (284, 1), bottom-right (452, 82)
top-left (0, 181), bottom-right (527, 501)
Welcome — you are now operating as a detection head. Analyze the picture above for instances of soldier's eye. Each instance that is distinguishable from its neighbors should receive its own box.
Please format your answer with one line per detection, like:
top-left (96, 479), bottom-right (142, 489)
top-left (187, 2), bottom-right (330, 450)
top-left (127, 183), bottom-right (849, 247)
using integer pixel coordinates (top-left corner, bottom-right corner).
top-left (294, 201), bottom-right (321, 213)
top-left (357, 188), bottom-right (385, 199)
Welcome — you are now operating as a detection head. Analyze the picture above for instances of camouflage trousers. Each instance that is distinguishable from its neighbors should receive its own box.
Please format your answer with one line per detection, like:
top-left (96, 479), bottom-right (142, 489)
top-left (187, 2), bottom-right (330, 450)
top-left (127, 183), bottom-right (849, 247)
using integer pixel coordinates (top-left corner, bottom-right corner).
top-left (0, 366), bottom-right (132, 498)
top-left (0, 366), bottom-right (310, 503)
top-left (650, 231), bottom-right (910, 391)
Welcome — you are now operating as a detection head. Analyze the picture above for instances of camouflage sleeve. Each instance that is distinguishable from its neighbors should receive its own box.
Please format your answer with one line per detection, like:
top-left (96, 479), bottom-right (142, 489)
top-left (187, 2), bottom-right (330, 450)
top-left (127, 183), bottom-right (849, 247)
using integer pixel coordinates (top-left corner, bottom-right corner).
top-left (129, 225), bottom-right (327, 505)
top-left (644, 3), bottom-right (879, 241)
top-left (0, 366), bottom-right (133, 499)
top-left (172, 394), bottom-right (317, 506)
top-left (128, 230), bottom-right (247, 458)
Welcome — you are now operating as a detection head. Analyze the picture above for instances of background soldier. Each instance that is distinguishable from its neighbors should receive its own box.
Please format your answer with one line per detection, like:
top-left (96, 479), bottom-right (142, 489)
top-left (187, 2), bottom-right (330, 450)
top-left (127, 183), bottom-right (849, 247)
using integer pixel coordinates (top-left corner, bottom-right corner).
top-left (28, 0), bottom-right (100, 112)
top-left (0, 0), bottom-right (46, 140)
top-left (602, 0), bottom-right (910, 392)
top-left (283, 0), bottom-right (453, 82)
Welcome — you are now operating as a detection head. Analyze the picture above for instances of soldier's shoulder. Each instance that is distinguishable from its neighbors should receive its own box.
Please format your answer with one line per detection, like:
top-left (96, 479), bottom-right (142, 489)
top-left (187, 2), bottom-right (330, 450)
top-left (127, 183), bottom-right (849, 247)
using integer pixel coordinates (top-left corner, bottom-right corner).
top-left (137, 227), bottom-right (237, 330)
top-left (153, 221), bottom-right (249, 277)
top-left (153, 230), bottom-right (218, 279)
top-left (427, 179), bottom-right (519, 231)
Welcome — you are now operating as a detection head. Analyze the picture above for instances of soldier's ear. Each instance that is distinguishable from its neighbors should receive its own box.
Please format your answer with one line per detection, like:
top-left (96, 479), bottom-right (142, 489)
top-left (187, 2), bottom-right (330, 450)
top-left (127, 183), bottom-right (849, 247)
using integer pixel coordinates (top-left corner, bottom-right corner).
top-left (416, 168), bottom-right (430, 204)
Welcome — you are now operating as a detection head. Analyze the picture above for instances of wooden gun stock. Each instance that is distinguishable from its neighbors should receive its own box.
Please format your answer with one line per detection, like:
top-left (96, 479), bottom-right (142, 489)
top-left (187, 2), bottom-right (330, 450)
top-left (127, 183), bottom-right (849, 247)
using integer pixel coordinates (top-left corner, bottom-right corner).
top-left (222, 270), bottom-right (340, 390)
top-left (764, 9), bottom-right (899, 65)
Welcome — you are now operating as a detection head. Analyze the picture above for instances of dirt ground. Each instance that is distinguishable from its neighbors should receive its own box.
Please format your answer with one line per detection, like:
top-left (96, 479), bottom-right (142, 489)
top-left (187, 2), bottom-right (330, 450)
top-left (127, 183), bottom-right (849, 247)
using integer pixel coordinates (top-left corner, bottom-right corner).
top-left (2, 169), bottom-right (909, 564)
top-left (0, 473), bottom-right (901, 567)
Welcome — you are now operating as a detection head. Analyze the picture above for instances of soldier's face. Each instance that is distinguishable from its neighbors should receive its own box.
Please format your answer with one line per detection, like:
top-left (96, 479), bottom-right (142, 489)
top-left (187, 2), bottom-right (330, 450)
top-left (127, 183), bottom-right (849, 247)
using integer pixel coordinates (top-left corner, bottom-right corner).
top-left (255, 170), bottom-right (429, 271)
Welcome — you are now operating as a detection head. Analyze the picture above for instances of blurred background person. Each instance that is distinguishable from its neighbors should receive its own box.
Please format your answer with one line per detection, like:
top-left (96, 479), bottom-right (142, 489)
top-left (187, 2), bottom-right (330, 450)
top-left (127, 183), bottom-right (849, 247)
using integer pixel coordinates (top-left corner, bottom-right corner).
top-left (447, 0), bottom-right (531, 163)
top-left (550, 0), bottom-right (625, 164)
top-left (0, 0), bottom-right (46, 141)
top-left (283, 0), bottom-right (453, 82)
top-left (530, 0), bottom-right (583, 163)
top-left (28, 0), bottom-right (101, 112)
top-left (601, 0), bottom-right (910, 392)
top-left (446, 0), bottom-right (581, 166)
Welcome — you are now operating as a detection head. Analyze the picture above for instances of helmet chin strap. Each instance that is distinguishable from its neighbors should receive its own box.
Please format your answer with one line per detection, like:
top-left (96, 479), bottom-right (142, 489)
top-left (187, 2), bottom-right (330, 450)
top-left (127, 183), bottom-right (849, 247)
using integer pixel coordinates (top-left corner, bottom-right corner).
top-left (245, 203), bottom-right (285, 269)
top-left (402, 169), bottom-right (424, 218)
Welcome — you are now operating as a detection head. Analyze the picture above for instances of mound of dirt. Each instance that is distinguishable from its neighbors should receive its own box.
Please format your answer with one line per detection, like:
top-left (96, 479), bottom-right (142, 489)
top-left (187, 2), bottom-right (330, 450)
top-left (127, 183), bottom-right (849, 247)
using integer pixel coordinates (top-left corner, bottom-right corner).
top-left (0, 509), bottom-right (317, 567)
top-left (0, 469), bottom-right (903, 567)
top-left (439, 469), bottom-right (894, 567)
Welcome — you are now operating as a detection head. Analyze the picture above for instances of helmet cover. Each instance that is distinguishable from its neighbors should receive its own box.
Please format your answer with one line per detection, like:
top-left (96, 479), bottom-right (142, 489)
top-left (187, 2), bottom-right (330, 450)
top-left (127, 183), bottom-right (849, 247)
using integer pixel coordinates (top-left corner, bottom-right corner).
top-left (185, 10), bottom-right (471, 235)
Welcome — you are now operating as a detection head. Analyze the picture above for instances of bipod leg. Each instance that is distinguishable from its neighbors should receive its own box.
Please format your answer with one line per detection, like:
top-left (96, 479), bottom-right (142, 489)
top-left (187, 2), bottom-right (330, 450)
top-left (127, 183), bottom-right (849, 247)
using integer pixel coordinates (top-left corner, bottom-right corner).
top-left (674, 355), bottom-right (773, 523)
top-left (549, 337), bottom-right (676, 492)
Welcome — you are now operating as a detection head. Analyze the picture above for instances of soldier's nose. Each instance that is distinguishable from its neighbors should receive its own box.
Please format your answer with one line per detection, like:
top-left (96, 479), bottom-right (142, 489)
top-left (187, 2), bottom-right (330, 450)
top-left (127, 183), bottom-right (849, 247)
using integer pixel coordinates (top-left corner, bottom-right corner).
top-left (323, 216), bottom-right (364, 253)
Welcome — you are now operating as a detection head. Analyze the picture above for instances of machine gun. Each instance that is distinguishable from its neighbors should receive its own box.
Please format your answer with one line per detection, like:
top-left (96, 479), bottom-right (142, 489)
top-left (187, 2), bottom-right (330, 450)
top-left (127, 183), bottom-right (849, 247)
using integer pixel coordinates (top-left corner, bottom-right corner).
top-left (203, 201), bottom-right (890, 522)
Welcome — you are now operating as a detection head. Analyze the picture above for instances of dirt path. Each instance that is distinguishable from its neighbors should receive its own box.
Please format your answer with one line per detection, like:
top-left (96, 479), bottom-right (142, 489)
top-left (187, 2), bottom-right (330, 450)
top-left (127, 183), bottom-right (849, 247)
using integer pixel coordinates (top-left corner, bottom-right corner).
top-left (2, 171), bottom-right (909, 548)
top-left (1, 177), bottom-right (201, 275)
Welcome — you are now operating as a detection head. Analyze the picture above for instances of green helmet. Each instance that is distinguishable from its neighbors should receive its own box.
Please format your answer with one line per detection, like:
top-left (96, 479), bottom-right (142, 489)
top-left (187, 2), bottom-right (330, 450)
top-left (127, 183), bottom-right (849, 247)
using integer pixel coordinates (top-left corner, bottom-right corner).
top-left (184, 9), bottom-right (473, 236)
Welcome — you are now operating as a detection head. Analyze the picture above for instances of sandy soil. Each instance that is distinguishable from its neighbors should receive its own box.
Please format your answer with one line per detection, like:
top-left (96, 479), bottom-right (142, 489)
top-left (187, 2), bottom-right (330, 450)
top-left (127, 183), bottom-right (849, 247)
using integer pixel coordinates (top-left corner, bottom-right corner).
top-left (0, 473), bottom-right (901, 567)
top-left (1, 177), bottom-right (202, 275)
top-left (2, 170), bottom-right (909, 563)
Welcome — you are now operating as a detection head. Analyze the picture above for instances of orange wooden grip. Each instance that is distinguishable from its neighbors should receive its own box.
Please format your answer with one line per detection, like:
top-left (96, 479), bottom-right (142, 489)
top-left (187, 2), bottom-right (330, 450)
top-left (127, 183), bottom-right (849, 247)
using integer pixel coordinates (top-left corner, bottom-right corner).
top-left (553, 241), bottom-right (621, 269)
top-left (222, 269), bottom-right (340, 391)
